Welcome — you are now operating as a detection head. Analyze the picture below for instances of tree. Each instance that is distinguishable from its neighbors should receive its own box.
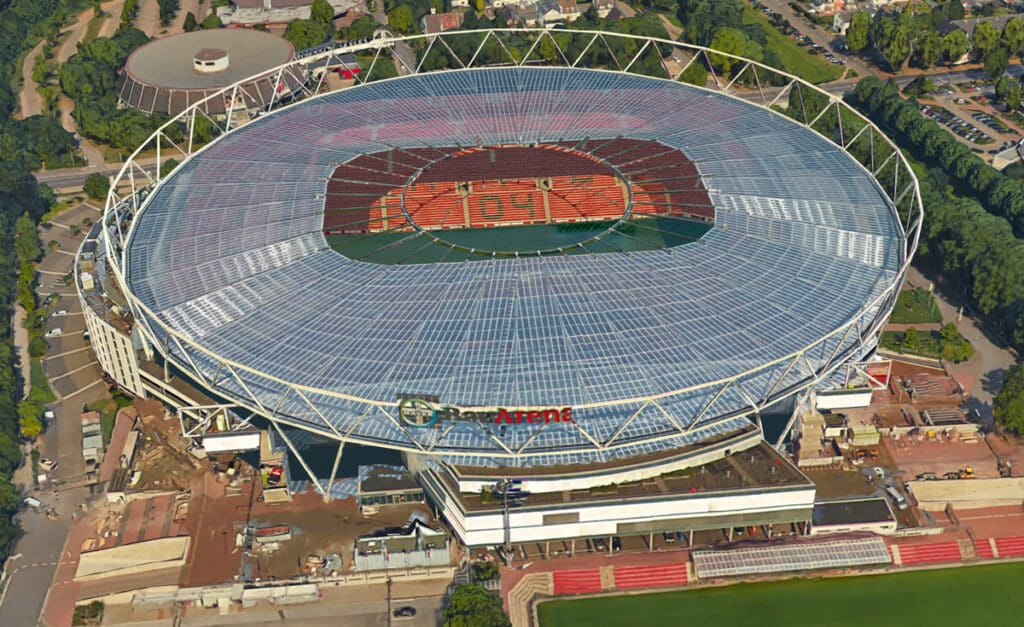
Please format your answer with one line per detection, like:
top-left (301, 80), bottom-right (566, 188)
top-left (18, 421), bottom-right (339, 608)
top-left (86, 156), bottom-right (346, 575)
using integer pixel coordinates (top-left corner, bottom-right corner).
top-left (683, 0), bottom-right (744, 47)
top-left (1003, 17), bottom-right (1024, 58)
top-left (985, 48), bottom-right (1009, 80)
top-left (283, 19), bottom-right (329, 50)
top-left (973, 21), bottom-right (1000, 59)
top-left (472, 561), bottom-right (498, 580)
top-left (942, 29), bottom-right (969, 64)
top-left (338, 15), bottom-right (377, 41)
top-left (183, 11), bottom-right (197, 32)
top-left (915, 30), bottom-right (941, 69)
top-left (996, 76), bottom-right (1009, 102)
top-left (28, 336), bottom-right (48, 358)
top-left (14, 212), bottom-right (41, 263)
top-left (846, 12), bottom-right (870, 54)
top-left (708, 27), bottom-right (762, 76)
top-left (83, 173), bottom-right (109, 201)
top-left (902, 327), bottom-right (918, 349)
top-left (443, 584), bottom-right (510, 627)
top-left (157, 0), bottom-right (179, 27)
top-left (1007, 83), bottom-right (1022, 110)
top-left (872, 17), bottom-right (911, 71)
top-left (994, 361), bottom-right (1024, 435)
top-left (311, 0), bottom-right (334, 25)
top-left (387, 5), bottom-right (417, 35)
top-left (17, 400), bottom-right (42, 439)
top-left (679, 60), bottom-right (707, 87)
top-left (200, 13), bottom-right (223, 30)
top-left (159, 158), bottom-right (179, 179)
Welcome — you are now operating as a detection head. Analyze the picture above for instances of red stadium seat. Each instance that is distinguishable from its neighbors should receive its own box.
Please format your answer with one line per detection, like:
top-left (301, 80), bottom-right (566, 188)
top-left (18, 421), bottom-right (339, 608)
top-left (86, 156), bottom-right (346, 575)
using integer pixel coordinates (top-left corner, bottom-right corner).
top-left (613, 564), bottom-right (688, 590)
top-left (552, 569), bottom-right (603, 594)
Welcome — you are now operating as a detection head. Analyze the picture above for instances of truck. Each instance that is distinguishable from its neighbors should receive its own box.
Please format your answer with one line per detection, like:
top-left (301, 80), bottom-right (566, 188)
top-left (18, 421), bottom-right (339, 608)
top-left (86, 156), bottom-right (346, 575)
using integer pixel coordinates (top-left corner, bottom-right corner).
top-left (885, 486), bottom-right (908, 510)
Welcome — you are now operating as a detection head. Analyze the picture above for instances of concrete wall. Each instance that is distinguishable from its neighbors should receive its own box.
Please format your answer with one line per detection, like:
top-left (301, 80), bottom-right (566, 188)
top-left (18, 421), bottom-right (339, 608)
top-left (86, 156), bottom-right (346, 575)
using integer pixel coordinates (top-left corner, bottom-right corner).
top-left (909, 478), bottom-right (1024, 509)
top-left (431, 476), bottom-right (815, 546)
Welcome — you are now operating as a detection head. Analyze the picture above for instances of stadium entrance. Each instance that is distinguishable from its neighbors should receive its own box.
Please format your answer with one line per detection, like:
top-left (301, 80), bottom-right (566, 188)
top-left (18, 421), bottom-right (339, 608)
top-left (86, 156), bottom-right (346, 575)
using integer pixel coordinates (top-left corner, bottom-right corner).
top-left (323, 139), bottom-right (715, 264)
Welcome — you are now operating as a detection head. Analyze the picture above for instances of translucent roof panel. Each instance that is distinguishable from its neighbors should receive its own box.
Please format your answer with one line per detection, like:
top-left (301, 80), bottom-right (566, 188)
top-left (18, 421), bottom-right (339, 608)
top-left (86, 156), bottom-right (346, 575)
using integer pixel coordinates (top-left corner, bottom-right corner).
top-left (692, 537), bottom-right (892, 578)
top-left (125, 67), bottom-right (905, 457)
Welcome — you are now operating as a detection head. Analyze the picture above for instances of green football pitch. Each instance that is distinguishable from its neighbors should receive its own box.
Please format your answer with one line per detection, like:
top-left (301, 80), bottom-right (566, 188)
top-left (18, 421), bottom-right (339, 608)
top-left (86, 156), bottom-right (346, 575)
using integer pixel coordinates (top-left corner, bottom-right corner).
top-left (538, 562), bottom-right (1024, 627)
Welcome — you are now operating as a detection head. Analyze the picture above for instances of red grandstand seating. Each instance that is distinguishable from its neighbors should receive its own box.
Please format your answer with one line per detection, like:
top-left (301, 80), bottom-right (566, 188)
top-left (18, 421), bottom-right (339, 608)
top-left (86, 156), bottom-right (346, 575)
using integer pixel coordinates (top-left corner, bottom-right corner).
top-left (974, 538), bottom-right (995, 560)
top-left (552, 569), bottom-right (603, 594)
top-left (323, 139), bottom-right (716, 238)
top-left (613, 564), bottom-right (688, 590)
top-left (896, 541), bottom-right (962, 566)
top-left (994, 536), bottom-right (1024, 558)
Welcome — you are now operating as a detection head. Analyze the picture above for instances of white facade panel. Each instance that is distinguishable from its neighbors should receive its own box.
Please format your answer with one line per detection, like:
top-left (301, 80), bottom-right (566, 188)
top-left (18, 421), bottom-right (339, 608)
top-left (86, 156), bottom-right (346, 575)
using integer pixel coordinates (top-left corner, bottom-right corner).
top-left (815, 389), bottom-right (873, 410)
top-left (202, 430), bottom-right (261, 453)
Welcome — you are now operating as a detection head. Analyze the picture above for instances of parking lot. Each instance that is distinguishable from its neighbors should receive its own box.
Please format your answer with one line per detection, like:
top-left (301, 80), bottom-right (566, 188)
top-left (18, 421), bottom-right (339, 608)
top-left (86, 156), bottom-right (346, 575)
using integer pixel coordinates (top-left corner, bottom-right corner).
top-left (921, 104), bottom-right (995, 144)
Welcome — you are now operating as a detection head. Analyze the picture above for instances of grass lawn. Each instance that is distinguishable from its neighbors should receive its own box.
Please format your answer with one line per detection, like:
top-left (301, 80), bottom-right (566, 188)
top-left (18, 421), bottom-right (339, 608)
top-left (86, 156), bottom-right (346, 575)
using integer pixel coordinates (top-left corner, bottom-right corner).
top-left (88, 398), bottom-right (118, 445)
top-left (539, 563), bottom-right (1024, 627)
top-left (29, 358), bottom-right (56, 405)
top-left (889, 287), bottom-right (942, 324)
top-left (743, 8), bottom-right (842, 84)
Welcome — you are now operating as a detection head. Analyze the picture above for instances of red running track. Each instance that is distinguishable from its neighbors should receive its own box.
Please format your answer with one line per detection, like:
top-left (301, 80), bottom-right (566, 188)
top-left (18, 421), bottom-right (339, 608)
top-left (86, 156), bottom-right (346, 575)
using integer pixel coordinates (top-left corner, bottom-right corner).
top-left (552, 569), bottom-right (602, 594)
top-left (613, 563), bottom-right (688, 590)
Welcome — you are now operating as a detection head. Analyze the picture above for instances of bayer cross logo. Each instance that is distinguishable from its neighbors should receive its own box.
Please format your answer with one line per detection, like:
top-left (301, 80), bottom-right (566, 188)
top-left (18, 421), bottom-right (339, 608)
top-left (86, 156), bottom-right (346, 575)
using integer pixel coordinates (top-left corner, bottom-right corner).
top-left (397, 397), bottom-right (437, 428)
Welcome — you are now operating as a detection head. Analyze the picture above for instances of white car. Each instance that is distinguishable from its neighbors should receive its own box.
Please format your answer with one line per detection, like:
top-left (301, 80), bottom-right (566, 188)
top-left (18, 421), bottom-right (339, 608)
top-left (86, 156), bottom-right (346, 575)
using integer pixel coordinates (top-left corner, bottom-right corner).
top-left (51, 309), bottom-right (68, 317)
top-left (44, 328), bottom-right (61, 338)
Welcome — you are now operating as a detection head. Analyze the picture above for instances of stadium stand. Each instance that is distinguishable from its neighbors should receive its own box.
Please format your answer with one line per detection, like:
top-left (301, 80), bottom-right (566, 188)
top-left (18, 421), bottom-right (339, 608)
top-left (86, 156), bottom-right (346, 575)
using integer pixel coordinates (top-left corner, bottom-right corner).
top-left (974, 538), bottom-right (996, 559)
top-left (893, 541), bottom-right (962, 566)
top-left (994, 536), bottom-right (1024, 558)
top-left (323, 139), bottom-right (713, 236)
top-left (552, 569), bottom-right (603, 594)
top-left (692, 537), bottom-right (891, 578)
top-left (613, 563), bottom-right (688, 590)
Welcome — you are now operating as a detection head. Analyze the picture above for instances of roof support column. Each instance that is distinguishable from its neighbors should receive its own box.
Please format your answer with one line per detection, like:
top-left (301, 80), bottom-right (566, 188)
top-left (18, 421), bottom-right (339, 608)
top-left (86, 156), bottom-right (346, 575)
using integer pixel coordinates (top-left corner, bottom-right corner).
top-left (325, 440), bottom-right (345, 504)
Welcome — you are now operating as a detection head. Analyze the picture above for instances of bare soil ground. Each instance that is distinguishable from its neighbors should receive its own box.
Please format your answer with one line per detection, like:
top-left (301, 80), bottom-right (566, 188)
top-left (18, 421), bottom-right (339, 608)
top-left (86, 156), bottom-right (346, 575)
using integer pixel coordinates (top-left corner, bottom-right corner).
top-left (15, 42), bottom-right (45, 119)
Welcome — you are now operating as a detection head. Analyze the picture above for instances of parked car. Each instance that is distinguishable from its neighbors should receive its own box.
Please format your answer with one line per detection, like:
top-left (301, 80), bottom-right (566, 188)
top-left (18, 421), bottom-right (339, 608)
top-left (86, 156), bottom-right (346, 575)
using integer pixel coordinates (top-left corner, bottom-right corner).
top-left (44, 328), bottom-right (61, 337)
top-left (393, 606), bottom-right (416, 618)
top-left (51, 309), bottom-right (68, 317)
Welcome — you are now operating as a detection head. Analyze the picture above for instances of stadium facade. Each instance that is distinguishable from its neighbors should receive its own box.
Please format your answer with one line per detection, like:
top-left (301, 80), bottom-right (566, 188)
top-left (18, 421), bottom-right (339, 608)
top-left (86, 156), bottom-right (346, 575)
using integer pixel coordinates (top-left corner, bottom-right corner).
top-left (79, 30), bottom-right (921, 550)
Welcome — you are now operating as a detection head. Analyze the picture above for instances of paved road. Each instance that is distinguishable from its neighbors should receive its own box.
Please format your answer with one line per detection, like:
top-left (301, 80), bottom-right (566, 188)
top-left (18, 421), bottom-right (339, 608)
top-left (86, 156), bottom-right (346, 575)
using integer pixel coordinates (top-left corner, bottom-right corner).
top-left (904, 266), bottom-right (1017, 429)
top-left (177, 593), bottom-right (442, 627)
top-left (0, 204), bottom-right (109, 627)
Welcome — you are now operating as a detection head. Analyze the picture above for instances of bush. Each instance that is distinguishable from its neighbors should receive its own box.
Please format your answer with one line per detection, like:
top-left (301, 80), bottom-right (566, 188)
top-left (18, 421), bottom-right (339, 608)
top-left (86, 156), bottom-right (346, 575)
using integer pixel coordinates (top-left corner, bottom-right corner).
top-left (83, 173), bottom-right (109, 201)
top-left (472, 560), bottom-right (499, 581)
top-left (28, 336), bottom-right (48, 358)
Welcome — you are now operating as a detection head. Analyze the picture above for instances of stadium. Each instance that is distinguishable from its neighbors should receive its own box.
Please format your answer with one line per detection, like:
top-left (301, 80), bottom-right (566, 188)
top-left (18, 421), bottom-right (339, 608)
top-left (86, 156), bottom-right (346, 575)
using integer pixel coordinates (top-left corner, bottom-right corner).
top-left (116, 29), bottom-right (304, 115)
top-left (82, 30), bottom-right (922, 550)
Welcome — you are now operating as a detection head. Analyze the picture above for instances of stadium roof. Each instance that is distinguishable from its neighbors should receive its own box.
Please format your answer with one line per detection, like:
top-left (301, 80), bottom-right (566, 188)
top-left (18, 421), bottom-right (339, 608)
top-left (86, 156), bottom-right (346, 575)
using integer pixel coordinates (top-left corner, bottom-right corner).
top-left (124, 67), bottom-right (903, 460)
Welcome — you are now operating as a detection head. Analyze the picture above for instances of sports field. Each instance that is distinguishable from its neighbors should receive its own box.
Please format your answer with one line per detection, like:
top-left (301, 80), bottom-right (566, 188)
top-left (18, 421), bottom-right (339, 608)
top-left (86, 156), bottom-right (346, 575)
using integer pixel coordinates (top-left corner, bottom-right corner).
top-left (538, 562), bottom-right (1024, 627)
